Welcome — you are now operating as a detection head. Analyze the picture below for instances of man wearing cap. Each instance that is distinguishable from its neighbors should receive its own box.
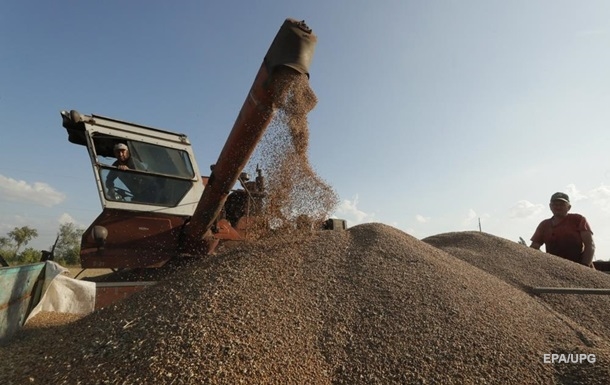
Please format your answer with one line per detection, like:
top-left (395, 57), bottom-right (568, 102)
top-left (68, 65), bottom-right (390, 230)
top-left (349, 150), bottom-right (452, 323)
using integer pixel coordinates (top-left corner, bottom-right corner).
top-left (106, 143), bottom-right (149, 201)
top-left (530, 192), bottom-right (595, 267)
top-left (110, 143), bottom-right (135, 170)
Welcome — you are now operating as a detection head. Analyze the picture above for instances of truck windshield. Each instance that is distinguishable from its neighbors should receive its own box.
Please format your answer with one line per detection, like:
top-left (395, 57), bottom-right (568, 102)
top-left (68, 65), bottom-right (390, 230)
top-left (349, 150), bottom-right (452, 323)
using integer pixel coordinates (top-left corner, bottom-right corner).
top-left (93, 137), bottom-right (196, 206)
top-left (99, 168), bottom-right (192, 206)
top-left (129, 141), bottom-right (195, 179)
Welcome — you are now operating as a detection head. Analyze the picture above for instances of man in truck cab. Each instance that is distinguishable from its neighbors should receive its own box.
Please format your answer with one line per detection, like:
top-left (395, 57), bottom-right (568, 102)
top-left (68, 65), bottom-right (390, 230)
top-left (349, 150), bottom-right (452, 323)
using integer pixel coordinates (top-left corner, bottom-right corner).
top-left (105, 143), bottom-right (153, 202)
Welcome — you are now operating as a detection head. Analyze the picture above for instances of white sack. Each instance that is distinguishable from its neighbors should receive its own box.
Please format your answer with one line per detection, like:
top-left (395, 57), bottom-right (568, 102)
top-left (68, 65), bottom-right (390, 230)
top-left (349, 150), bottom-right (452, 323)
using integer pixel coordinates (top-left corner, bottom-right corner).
top-left (26, 261), bottom-right (96, 323)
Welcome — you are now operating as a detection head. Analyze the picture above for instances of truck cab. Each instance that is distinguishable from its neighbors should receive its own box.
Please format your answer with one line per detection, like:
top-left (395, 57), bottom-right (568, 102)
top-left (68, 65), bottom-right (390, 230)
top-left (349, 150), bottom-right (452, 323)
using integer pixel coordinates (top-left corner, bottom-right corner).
top-left (59, 19), bottom-right (323, 270)
top-left (62, 110), bottom-right (211, 268)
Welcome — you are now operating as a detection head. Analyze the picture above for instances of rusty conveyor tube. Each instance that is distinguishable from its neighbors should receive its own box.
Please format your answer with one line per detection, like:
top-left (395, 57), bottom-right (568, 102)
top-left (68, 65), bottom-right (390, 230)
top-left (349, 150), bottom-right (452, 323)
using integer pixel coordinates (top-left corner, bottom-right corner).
top-left (183, 19), bottom-right (317, 251)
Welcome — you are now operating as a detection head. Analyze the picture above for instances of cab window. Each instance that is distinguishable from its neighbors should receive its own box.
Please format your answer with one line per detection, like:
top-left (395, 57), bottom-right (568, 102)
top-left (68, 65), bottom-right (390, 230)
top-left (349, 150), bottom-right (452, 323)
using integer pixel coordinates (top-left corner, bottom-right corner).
top-left (91, 135), bottom-right (196, 206)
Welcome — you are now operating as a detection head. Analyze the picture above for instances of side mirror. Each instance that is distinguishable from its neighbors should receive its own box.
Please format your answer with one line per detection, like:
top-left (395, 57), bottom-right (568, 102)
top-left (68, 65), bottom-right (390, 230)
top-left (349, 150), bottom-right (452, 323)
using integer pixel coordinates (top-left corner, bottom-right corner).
top-left (92, 226), bottom-right (108, 249)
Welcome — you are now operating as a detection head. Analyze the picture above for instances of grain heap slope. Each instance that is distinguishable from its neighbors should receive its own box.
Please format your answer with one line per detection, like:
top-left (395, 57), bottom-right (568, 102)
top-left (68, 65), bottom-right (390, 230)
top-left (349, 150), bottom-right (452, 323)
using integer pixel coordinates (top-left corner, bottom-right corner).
top-left (423, 231), bottom-right (610, 341)
top-left (2, 223), bottom-right (609, 384)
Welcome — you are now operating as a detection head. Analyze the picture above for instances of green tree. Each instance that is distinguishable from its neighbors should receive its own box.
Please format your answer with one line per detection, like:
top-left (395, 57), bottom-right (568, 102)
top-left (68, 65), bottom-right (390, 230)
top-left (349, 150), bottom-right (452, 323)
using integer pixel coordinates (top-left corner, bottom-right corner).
top-left (8, 226), bottom-right (38, 254)
top-left (17, 247), bottom-right (42, 264)
top-left (0, 236), bottom-right (12, 249)
top-left (0, 236), bottom-right (14, 262)
top-left (54, 222), bottom-right (84, 265)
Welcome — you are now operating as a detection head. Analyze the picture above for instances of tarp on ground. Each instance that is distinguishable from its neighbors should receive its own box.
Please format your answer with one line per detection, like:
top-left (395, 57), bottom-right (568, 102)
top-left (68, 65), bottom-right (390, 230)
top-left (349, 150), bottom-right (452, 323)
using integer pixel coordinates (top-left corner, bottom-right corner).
top-left (26, 261), bottom-right (95, 322)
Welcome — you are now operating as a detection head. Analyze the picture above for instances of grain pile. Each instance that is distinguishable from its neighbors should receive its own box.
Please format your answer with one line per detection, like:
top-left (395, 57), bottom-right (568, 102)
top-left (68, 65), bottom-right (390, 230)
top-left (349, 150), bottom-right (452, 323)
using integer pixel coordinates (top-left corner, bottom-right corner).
top-left (423, 231), bottom-right (610, 341)
top-left (245, 69), bottom-right (339, 231)
top-left (2, 223), bottom-right (610, 384)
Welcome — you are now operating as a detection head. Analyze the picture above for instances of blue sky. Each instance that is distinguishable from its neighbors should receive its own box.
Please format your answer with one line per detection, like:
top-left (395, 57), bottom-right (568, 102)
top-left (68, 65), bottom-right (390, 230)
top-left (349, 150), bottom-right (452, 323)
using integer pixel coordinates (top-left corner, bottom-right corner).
top-left (2, 1), bottom-right (610, 260)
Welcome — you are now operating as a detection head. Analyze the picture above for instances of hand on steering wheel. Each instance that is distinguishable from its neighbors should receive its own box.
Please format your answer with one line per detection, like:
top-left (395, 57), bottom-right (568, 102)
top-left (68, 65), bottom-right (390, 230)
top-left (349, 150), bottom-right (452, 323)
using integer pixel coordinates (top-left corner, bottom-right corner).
top-left (111, 187), bottom-right (134, 201)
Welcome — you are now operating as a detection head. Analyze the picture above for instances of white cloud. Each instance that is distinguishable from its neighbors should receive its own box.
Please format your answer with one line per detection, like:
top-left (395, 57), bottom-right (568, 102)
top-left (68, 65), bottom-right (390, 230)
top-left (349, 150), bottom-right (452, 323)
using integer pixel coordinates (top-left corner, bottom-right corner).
top-left (588, 185), bottom-right (610, 213)
top-left (333, 195), bottom-right (375, 226)
top-left (509, 200), bottom-right (544, 219)
top-left (464, 209), bottom-right (477, 223)
top-left (0, 174), bottom-right (65, 207)
top-left (589, 185), bottom-right (610, 198)
top-left (404, 227), bottom-right (416, 236)
top-left (58, 213), bottom-right (78, 226)
top-left (0, 214), bottom-right (32, 235)
top-left (463, 209), bottom-right (490, 228)
top-left (564, 184), bottom-right (586, 202)
top-left (415, 214), bottom-right (430, 223)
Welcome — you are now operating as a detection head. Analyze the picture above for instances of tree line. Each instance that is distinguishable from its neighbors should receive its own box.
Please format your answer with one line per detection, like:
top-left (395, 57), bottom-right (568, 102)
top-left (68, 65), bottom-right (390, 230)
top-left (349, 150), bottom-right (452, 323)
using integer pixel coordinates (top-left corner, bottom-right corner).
top-left (0, 223), bottom-right (83, 266)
